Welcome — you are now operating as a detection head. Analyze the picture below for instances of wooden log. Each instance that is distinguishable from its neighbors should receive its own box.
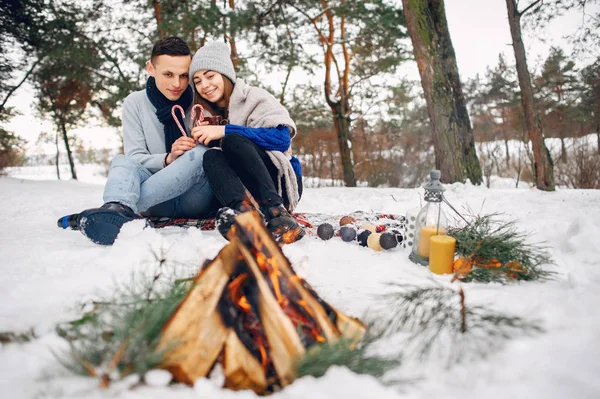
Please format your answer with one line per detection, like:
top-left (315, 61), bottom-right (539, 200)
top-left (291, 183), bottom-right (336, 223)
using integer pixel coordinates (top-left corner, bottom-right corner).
top-left (223, 330), bottom-right (268, 393)
top-left (296, 277), bottom-right (367, 344)
top-left (334, 311), bottom-right (367, 344)
top-left (234, 212), bottom-right (366, 343)
top-left (231, 232), bottom-right (305, 387)
top-left (158, 243), bottom-right (240, 385)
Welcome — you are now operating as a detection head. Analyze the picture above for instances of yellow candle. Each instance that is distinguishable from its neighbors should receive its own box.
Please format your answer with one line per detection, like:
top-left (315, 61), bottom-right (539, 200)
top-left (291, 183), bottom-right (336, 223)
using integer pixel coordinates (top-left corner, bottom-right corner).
top-left (417, 225), bottom-right (445, 258)
top-left (429, 235), bottom-right (456, 274)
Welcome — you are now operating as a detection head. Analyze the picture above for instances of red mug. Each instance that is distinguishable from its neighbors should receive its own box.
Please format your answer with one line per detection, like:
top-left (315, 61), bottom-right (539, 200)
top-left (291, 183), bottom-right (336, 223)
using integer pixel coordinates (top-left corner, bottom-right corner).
top-left (204, 115), bottom-right (228, 125)
top-left (201, 116), bottom-right (228, 147)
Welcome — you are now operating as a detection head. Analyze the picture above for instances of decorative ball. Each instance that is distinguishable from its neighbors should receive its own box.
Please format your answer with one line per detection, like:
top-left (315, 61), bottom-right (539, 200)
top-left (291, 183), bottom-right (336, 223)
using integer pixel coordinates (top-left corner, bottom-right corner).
top-left (360, 223), bottom-right (376, 233)
top-left (340, 215), bottom-right (357, 226)
top-left (367, 232), bottom-right (383, 251)
top-left (317, 223), bottom-right (335, 240)
top-left (339, 225), bottom-right (357, 242)
top-left (357, 230), bottom-right (372, 247)
top-left (379, 232), bottom-right (398, 250)
top-left (389, 228), bottom-right (404, 244)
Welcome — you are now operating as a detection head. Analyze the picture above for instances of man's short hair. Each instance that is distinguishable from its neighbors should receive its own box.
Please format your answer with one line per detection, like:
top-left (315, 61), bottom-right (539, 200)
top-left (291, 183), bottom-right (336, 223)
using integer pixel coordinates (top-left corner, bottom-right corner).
top-left (150, 36), bottom-right (191, 64)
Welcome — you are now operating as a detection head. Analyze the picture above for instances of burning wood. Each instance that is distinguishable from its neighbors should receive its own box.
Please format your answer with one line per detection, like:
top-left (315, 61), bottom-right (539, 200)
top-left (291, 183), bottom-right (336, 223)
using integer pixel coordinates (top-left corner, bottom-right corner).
top-left (158, 211), bottom-right (366, 394)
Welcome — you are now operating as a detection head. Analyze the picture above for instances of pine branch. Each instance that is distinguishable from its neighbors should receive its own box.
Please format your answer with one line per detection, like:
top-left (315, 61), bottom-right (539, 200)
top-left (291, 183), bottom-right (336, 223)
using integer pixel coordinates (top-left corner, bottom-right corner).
top-left (447, 213), bottom-right (554, 283)
top-left (55, 277), bottom-right (189, 385)
top-left (0, 329), bottom-right (37, 344)
top-left (294, 324), bottom-right (401, 380)
top-left (378, 284), bottom-right (543, 366)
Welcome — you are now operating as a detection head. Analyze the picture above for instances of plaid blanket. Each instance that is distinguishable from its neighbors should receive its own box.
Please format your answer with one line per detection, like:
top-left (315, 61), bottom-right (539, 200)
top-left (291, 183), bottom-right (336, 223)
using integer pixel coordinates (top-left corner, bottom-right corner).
top-left (147, 212), bottom-right (405, 236)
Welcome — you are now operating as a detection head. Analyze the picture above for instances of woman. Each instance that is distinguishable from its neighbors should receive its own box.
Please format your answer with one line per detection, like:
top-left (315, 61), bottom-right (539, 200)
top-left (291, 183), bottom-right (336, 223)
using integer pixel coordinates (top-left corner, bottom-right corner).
top-left (188, 41), bottom-right (305, 243)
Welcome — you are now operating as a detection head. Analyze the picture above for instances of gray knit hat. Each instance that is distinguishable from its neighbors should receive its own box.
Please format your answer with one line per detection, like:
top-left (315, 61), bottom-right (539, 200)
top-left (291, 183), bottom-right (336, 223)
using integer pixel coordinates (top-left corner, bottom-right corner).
top-left (189, 41), bottom-right (236, 83)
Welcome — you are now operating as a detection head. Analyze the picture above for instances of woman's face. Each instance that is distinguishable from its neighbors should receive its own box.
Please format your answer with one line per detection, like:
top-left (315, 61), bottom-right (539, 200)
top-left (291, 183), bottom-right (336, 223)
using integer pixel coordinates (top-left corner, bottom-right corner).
top-left (193, 70), bottom-right (226, 107)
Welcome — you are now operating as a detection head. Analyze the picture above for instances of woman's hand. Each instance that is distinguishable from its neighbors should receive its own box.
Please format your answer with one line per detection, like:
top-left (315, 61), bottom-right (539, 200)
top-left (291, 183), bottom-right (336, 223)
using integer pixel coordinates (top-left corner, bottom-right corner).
top-left (166, 136), bottom-right (197, 165)
top-left (192, 125), bottom-right (226, 146)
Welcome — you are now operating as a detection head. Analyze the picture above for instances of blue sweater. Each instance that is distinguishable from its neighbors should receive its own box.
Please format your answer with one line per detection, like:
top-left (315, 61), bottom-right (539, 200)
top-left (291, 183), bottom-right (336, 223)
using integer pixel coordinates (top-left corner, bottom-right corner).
top-left (225, 124), bottom-right (302, 177)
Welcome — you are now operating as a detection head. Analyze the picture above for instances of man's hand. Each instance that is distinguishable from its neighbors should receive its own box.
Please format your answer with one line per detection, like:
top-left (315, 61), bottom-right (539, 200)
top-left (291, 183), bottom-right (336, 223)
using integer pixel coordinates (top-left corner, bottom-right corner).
top-left (192, 125), bottom-right (225, 146)
top-left (166, 136), bottom-right (197, 165)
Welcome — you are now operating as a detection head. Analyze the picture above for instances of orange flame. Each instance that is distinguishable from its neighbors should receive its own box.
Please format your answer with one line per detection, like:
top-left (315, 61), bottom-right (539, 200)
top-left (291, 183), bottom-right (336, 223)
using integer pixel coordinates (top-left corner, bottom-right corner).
top-left (253, 246), bottom-right (326, 345)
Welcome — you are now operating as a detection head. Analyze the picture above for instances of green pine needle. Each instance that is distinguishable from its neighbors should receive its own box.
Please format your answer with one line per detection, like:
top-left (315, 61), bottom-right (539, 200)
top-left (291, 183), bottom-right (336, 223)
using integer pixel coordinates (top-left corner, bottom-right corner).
top-left (55, 277), bottom-right (189, 381)
top-left (294, 328), bottom-right (401, 380)
top-left (379, 284), bottom-right (543, 366)
top-left (447, 213), bottom-right (554, 283)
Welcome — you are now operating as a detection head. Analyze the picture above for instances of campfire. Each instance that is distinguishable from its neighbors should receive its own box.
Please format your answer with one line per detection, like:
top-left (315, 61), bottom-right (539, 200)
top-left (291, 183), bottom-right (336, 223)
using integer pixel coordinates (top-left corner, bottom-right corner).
top-left (157, 211), bottom-right (366, 393)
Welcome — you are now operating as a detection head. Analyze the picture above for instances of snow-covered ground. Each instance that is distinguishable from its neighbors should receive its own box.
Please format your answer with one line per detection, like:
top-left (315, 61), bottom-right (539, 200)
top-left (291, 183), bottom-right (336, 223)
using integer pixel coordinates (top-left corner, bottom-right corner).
top-left (1, 168), bottom-right (600, 399)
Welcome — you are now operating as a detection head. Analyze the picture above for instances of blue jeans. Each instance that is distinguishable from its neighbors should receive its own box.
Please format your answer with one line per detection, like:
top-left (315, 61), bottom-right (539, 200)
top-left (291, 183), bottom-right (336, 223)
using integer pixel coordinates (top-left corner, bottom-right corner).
top-left (103, 146), bottom-right (217, 218)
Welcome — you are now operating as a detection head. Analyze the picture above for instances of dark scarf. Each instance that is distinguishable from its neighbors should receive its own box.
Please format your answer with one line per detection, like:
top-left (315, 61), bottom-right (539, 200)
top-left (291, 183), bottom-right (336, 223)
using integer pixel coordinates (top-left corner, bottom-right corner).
top-left (146, 77), bottom-right (193, 152)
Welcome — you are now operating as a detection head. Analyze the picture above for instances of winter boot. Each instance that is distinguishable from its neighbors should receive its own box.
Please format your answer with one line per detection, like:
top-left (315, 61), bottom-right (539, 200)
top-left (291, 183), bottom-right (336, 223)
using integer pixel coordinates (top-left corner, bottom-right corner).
top-left (215, 202), bottom-right (254, 240)
top-left (78, 202), bottom-right (145, 246)
top-left (263, 204), bottom-right (305, 244)
top-left (57, 213), bottom-right (81, 230)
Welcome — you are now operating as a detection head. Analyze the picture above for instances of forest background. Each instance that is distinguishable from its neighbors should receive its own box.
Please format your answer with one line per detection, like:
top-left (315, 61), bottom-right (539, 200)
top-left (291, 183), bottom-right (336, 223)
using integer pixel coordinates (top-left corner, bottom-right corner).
top-left (1, 0), bottom-right (599, 189)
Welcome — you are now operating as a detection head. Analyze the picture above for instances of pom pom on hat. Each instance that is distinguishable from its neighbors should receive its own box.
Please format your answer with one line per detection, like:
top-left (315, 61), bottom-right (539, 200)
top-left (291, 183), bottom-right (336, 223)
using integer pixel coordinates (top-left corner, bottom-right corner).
top-left (189, 41), bottom-right (236, 84)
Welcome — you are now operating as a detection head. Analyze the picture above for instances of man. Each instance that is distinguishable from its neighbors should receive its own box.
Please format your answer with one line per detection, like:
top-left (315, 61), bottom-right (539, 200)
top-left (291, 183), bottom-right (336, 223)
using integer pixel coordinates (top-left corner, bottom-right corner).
top-left (59, 37), bottom-right (216, 245)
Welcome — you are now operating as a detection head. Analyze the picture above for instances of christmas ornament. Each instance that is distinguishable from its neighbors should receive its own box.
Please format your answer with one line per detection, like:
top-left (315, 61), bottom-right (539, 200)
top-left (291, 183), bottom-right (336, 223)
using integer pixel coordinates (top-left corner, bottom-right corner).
top-left (340, 215), bottom-right (357, 226)
top-left (360, 224), bottom-right (376, 233)
top-left (379, 232), bottom-right (398, 250)
top-left (389, 228), bottom-right (404, 244)
top-left (317, 223), bottom-right (335, 240)
top-left (357, 230), bottom-right (372, 247)
top-left (367, 232), bottom-right (383, 251)
top-left (340, 225), bottom-right (357, 242)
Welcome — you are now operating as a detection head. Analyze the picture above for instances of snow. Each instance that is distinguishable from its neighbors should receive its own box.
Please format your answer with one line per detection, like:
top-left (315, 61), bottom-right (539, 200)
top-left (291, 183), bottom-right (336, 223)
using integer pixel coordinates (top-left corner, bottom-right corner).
top-left (1, 168), bottom-right (600, 399)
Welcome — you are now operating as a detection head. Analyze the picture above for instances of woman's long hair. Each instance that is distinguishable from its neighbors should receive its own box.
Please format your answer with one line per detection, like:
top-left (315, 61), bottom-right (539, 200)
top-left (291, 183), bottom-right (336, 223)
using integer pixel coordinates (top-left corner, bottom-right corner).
top-left (192, 73), bottom-right (234, 125)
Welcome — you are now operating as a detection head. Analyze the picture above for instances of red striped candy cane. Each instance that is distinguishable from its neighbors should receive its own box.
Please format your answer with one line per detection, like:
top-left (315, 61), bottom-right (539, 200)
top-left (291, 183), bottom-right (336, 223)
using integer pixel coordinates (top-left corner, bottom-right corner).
top-left (171, 105), bottom-right (187, 136)
top-left (191, 104), bottom-right (204, 127)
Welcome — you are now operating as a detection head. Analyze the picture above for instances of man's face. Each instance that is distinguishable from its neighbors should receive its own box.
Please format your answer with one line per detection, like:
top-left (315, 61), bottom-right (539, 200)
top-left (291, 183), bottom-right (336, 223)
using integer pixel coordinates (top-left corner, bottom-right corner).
top-left (146, 55), bottom-right (191, 101)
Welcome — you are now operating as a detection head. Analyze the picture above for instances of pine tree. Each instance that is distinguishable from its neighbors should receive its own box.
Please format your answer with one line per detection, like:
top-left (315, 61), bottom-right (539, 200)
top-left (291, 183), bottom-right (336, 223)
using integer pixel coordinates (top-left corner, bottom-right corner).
top-left (579, 59), bottom-right (600, 152)
top-left (249, 0), bottom-right (408, 187)
top-left (535, 47), bottom-right (579, 162)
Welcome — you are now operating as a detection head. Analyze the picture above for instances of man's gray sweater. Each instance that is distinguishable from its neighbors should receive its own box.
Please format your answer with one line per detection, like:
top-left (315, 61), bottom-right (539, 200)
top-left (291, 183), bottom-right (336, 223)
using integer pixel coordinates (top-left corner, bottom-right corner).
top-left (122, 90), bottom-right (191, 174)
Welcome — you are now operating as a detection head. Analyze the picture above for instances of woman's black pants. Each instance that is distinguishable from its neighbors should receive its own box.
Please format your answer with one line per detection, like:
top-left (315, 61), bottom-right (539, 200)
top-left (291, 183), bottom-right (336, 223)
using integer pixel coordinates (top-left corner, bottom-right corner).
top-left (202, 133), bottom-right (302, 211)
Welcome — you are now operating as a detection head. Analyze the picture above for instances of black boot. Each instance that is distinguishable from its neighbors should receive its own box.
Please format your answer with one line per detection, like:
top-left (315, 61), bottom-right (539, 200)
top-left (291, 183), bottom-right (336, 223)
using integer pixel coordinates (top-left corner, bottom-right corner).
top-left (215, 202), bottom-right (254, 240)
top-left (78, 202), bottom-right (144, 246)
top-left (57, 213), bottom-right (81, 230)
top-left (263, 204), bottom-right (305, 244)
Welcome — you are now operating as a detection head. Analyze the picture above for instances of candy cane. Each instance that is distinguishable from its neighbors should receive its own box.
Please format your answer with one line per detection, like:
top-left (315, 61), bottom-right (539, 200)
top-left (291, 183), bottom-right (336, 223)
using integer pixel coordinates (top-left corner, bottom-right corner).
top-left (171, 105), bottom-right (187, 136)
top-left (191, 104), bottom-right (204, 127)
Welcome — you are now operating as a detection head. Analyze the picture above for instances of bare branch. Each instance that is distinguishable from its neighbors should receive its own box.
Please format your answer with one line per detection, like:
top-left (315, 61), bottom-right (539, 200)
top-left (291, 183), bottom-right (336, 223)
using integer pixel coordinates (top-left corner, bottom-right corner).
top-left (260, 0), bottom-right (282, 19)
top-left (0, 59), bottom-right (41, 112)
top-left (518, 0), bottom-right (545, 17)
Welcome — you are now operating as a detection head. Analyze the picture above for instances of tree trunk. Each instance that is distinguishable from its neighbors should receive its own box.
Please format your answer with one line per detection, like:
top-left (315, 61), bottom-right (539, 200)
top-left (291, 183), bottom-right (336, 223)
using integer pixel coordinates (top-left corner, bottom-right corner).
top-left (560, 137), bottom-right (567, 162)
top-left (402, 0), bottom-right (482, 184)
top-left (331, 101), bottom-right (357, 187)
top-left (60, 120), bottom-right (77, 180)
top-left (55, 130), bottom-right (60, 180)
top-left (401, 0), bottom-right (482, 185)
top-left (558, 107), bottom-right (567, 162)
top-left (501, 109), bottom-right (510, 167)
top-left (596, 94), bottom-right (600, 154)
top-left (153, 0), bottom-right (164, 38)
top-left (505, 0), bottom-right (555, 191)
